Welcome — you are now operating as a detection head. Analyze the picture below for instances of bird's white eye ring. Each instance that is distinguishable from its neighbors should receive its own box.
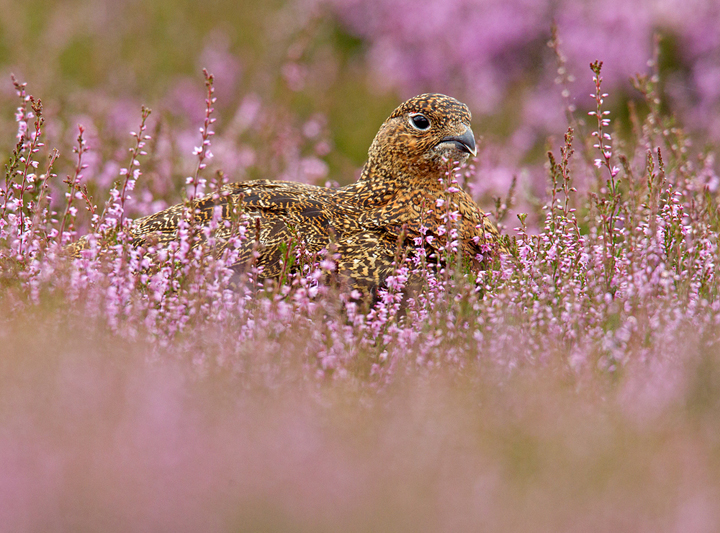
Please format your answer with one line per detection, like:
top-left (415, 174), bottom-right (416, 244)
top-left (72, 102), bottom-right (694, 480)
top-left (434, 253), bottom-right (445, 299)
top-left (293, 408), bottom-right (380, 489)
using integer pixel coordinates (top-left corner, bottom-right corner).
top-left (409, 113), bottom-right (431, 131)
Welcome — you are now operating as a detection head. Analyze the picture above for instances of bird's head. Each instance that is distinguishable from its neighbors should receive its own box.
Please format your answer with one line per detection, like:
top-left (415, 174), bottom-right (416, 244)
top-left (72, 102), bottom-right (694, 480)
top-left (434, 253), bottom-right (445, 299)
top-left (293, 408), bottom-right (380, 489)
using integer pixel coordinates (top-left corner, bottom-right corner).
top-left (366, 93), bottom-right (476, 185)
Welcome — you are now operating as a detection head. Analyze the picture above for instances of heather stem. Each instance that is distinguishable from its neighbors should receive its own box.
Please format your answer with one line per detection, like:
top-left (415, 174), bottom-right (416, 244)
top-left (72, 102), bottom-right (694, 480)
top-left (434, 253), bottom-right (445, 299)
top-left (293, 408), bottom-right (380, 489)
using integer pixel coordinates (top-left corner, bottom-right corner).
top-left (59, 125), bottom-right (88, 245)
top-left (117, 106), bottom-right (152, 231)
top-left (188, 69), bottom-right (216, 204)
top-left (589, 60), bottom-right (620, 291)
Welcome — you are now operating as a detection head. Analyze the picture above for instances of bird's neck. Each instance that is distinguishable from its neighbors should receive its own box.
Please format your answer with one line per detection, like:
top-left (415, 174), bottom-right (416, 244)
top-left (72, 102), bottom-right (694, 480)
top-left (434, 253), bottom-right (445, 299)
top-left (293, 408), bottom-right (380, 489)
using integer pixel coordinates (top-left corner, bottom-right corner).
top-left (340, 160), bottom-right (444, 209)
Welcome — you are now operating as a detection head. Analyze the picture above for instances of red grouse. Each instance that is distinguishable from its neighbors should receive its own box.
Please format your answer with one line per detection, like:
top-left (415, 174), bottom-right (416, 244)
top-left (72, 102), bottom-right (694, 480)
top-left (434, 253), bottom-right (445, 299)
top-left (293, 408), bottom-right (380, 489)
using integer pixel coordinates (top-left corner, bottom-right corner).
top-left (73, 94), bottom-right (505, 295)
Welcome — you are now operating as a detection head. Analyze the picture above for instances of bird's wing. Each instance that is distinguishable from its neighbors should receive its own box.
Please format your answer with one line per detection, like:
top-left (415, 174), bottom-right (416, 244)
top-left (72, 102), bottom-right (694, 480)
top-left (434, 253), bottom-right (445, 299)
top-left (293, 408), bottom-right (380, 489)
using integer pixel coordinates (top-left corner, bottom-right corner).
top-left (131, 180), bottom-right (335, 277)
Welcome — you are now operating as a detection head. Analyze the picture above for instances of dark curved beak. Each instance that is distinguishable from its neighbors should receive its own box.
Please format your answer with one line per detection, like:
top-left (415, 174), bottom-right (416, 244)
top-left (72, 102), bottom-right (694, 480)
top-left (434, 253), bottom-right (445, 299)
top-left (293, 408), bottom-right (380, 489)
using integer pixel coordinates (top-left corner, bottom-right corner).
top-left (439, 126), bottom-right (477, 157)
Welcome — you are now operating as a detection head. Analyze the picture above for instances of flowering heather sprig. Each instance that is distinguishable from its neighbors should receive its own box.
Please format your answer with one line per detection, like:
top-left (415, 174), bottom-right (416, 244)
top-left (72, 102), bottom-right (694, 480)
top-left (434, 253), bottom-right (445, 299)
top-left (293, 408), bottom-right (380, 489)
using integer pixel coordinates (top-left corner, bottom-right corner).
top-left (589, 61), bottom-right (618, 183)
top-left (26, 147), bottom-right (60, 255)
top-left (118, 107), bottom-right (152, 230)
top-left (13, 94), bottom-right (45, 251)
top-left (187, 68), bottom-right (216, 202)
top-left (588, 61), bottom-right (622, 291)
top-left (95, 107), bottom-right (151, 240)
top-left (58, 125), bottom-right (89, 245)
top-left (547, 127), bottom-right (577, 229)
top-left (0, 78), bottom-right (51, 268)
top-left (10, 74), bottom-right (29, 142)
top-left (2, 85), bottom-right (26, 218)
top-left (366, 229), bottom-right (411, 348)
top-left (2, 75), bottom-right (32, 208)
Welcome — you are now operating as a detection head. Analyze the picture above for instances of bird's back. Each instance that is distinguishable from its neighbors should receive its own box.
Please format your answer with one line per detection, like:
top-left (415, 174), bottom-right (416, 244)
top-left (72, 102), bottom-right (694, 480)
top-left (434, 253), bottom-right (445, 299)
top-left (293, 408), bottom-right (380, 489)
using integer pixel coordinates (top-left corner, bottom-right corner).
top-left (131, 180), bottom-right (347, 278)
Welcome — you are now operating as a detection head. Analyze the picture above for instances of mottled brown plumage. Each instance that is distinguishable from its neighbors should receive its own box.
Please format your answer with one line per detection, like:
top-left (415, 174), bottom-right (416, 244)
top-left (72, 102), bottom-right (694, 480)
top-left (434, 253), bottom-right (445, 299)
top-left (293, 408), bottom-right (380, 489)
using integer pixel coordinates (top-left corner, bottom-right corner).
top-left (77, 94), bottom-right (505, 295)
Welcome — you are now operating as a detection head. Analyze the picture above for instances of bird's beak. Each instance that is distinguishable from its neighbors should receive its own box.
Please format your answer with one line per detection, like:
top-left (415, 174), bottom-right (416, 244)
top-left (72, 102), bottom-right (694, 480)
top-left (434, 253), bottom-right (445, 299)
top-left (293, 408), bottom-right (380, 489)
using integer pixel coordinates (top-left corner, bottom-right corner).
top-left (439, 127), bottom-right (477, 157)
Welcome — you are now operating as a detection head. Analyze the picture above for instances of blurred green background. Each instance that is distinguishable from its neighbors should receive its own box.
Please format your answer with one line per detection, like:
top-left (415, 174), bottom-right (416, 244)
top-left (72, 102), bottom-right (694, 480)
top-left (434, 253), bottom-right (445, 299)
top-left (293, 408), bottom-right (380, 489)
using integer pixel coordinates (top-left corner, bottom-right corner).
top-left (0, 0), bottom-right (403, 183)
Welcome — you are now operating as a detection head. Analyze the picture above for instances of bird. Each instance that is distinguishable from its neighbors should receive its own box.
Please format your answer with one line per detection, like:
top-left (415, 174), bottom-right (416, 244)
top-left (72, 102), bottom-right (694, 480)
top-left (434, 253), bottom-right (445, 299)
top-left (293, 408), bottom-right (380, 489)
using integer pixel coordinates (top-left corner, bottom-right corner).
top-left (72, 93), bottom-right (505, 298)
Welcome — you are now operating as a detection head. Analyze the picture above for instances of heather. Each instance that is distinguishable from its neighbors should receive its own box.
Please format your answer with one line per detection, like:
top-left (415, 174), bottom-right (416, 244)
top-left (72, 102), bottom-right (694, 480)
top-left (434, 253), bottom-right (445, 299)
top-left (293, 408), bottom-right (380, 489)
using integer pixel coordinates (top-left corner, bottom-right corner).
top-left (3, 1), bottom-right (720, 531)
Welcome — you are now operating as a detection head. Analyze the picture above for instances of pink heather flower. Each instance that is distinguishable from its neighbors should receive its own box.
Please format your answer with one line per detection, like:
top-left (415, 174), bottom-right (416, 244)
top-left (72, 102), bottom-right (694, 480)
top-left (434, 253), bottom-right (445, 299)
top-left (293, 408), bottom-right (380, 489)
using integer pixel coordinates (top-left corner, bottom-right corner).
top-left (320, 259), bottom-right (336, 271)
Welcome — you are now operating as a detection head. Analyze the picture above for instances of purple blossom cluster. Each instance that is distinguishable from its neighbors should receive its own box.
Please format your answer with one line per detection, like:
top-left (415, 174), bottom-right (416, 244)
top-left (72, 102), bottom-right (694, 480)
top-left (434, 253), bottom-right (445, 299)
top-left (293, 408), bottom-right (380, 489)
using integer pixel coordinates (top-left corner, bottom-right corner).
top-left (2, 64), bottom-right (719, 379)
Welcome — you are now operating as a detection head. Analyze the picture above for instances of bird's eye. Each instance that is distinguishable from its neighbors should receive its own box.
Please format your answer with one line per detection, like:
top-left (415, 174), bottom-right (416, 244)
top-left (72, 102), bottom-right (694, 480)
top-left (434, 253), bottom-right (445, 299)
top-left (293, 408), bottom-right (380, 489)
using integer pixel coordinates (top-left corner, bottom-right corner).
top-left (409, 113), bottom-right (431, 131)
